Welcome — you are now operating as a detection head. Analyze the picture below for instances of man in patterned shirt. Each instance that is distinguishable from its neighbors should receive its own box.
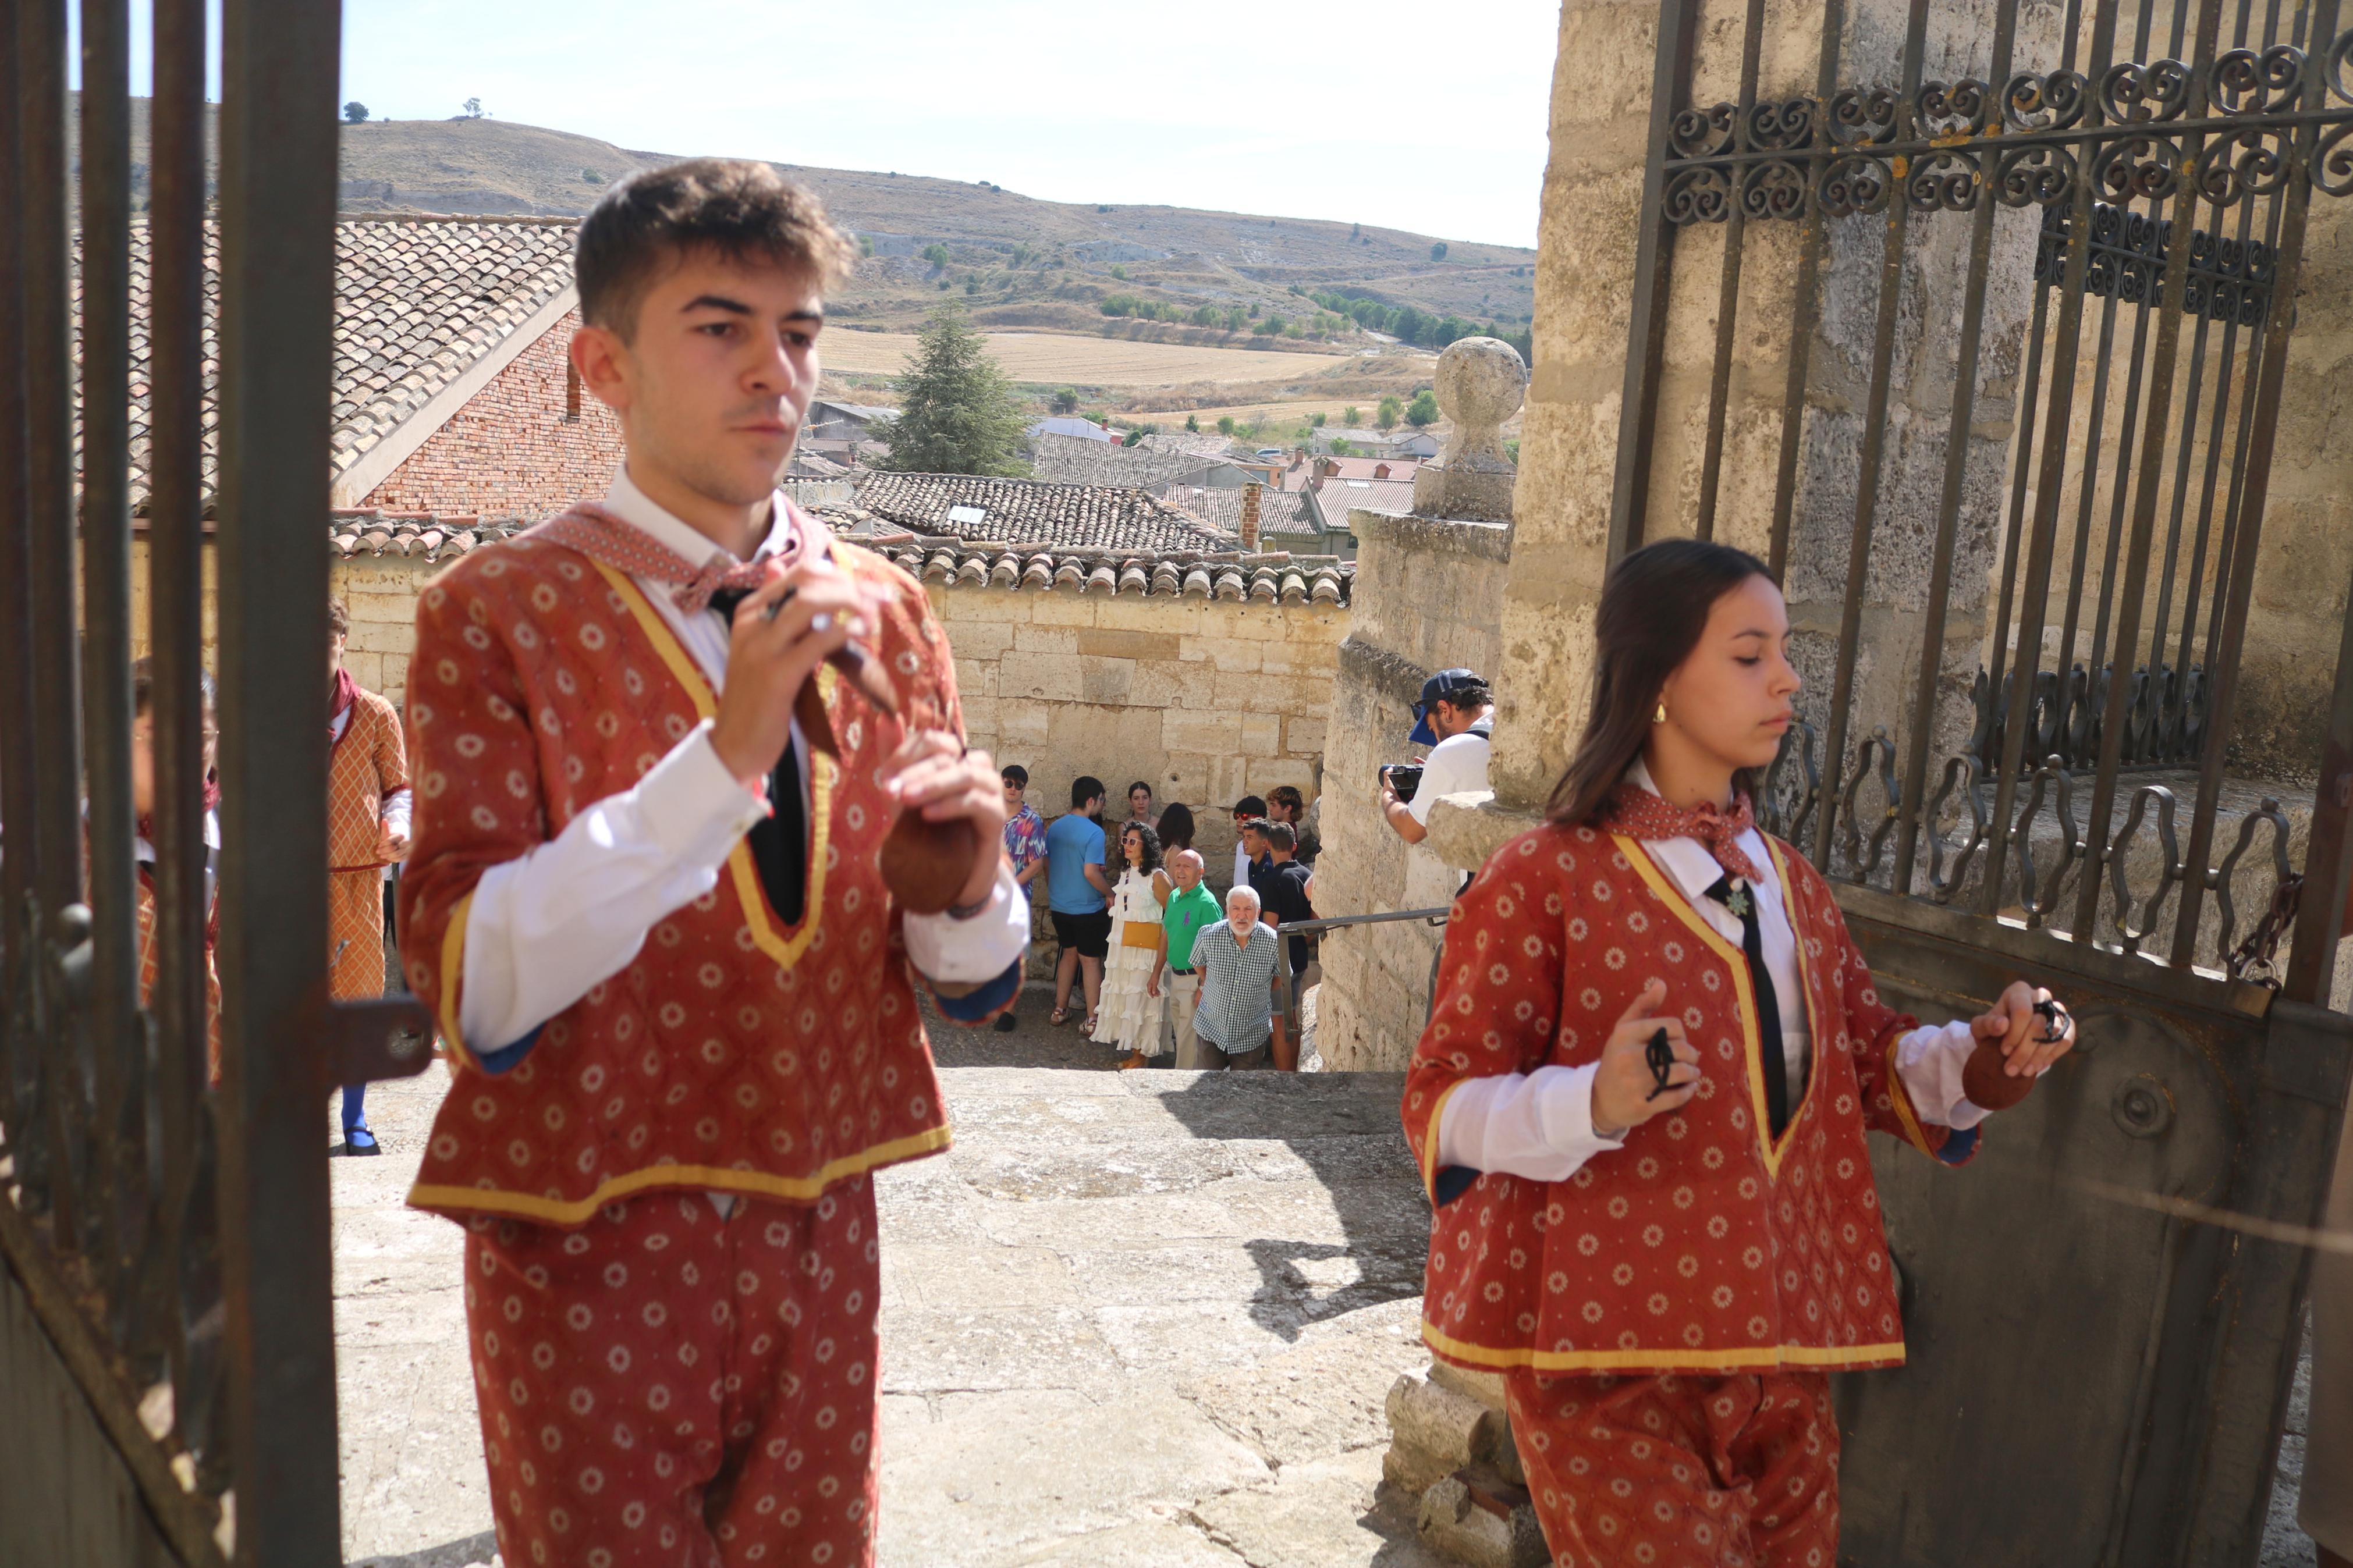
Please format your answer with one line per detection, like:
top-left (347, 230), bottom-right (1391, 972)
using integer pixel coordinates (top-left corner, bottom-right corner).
top-left (998, 764), bottom-right (1048, 1032)
top-left (1188, 884), bottom-right (1289, 1071)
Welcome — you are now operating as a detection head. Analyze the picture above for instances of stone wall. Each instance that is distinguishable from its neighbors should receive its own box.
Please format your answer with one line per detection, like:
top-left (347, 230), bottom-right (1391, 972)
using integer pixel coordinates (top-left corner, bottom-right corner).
top-left (130, 536), bottom-right (1346, 891)
top-left (1314, 508), bottom-right (1510, 1072)
top-left (924, 577), bottom-right (1344, 883)
top-left (129, 536), bottom-right (430, 711)
top-left (357, 308), bottom-right (626, 518)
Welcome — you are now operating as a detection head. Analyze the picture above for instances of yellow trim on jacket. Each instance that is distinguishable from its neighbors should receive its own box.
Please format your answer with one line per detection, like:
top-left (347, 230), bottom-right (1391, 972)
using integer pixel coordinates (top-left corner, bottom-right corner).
top-left (436, 891), bottom-right (476, 1072)
top-left (408, 1123), bottom-right (955, 1225)
top-left (1420, 1319), bottom-right (1908, 1375)
top-left (1420, 1079), bottom-right (1465, 1201)
top-left (1610, 833), bottom-right (1816, 1183)
top-left (591, 559), bottom-right (837, 972)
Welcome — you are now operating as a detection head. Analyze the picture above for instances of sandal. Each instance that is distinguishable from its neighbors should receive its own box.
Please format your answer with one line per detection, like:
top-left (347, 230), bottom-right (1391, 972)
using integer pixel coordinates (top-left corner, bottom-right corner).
top-left (1050, 1006), bottom-right (1071, 1026)
top-left (1115, 1050), bottom-right (1151, 1071)
top-left (1082, 1015), bottom-right (1099, 1036)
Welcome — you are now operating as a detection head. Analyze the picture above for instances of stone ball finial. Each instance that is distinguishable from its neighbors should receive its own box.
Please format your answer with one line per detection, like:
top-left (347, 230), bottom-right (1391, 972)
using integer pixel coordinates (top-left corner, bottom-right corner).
top-left (1433, 337), bottom-right (1527, 470)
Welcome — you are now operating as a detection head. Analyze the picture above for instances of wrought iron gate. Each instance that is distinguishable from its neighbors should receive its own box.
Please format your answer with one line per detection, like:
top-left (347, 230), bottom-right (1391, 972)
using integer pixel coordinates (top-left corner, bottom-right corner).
top-left (1614, 0), bottom-right (2353, 1562)
top-left (0, 2), bottom-right (429, 1562)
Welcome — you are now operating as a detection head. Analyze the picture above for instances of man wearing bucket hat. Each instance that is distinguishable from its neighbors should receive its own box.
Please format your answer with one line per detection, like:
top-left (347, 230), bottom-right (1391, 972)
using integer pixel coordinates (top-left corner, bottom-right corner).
top-left (1380, 667), bottom-right (1495, 862)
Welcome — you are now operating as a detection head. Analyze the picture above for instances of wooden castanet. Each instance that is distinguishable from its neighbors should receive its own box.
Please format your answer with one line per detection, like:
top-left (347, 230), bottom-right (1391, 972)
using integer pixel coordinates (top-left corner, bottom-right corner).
top-left (1960, 1032), bottom-right (2038, 1111)
top-left (880, 812), bottom-right (982, 915)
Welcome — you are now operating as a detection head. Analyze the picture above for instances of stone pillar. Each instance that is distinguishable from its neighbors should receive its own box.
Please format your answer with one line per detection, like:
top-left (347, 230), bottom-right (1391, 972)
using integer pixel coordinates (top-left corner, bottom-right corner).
top-left (1312, 337), bottom-right (1522, 1072)
top-left (1478, 0), bottom-right (2048, 873)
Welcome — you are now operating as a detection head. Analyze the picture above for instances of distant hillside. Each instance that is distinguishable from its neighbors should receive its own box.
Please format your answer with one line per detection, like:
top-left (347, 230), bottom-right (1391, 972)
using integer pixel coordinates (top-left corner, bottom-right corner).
top-left (101, 100), bottom-right (1543, 371)
top-left (330, 116), bottom-right (1538, 333)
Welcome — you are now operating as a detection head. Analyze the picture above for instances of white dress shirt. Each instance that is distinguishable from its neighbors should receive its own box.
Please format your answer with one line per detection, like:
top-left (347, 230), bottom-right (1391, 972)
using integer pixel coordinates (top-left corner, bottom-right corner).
top-left (456, 465), bottom-right (1029, 1054)
top-left (1435, 760), bottom-right (1983, 1186)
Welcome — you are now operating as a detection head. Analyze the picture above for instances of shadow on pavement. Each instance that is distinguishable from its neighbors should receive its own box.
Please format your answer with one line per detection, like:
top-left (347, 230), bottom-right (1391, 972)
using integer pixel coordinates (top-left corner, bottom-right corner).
top-left (927, 983), bottom-right (1430, 1343)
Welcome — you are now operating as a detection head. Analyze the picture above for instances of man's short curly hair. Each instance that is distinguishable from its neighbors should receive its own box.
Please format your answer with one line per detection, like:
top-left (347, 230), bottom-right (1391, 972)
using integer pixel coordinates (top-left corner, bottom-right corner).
top-left (576, 159), bottom-right (858, 341)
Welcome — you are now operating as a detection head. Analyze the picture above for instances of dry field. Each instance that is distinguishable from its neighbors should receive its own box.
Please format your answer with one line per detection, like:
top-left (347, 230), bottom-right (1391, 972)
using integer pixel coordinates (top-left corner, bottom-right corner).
top-left (818, 329), bottom-right (1355, 389)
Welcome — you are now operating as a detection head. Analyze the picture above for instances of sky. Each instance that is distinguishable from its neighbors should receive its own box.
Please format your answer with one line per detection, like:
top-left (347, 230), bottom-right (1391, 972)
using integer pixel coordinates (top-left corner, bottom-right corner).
top-left (102, 0), bottom-right (1557, 250)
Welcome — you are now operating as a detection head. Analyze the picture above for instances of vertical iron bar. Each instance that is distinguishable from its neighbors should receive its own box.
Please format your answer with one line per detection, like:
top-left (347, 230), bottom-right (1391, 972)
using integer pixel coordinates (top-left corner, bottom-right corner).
top-left (1891, 0), bottom-right (2024, 895)
top-left (1765, 0), bottom-right (1848, 579)
top-left (2144, 270), bottom-right (2222, 737)
top-left (2070, 0), bottom-right (2223, 940)
top-left (1979, 278), bottom-right (2056, 776)
top-left (1811, 0), bottom-right (1935, 873)
top-left (2079, 251), bottom-right (2160, 716)
top-left (1982, 0), bottom-right (2124, 916)
top-left (148, 0), bottom-right (222, 1471)
top-left (1691, 0), bottom-right (1770, 543)
top-left (2051, 268), bottom-right (2126, 743)
top-left (214, 0), bottom-right (347, 1556)
top-left (79, 0), bottom-right (144, 1336)
top-left (1606, 0), bottom-right (1701, 565)
top-left (2175, 0), bottom-right (2340, 968)
top-left (0, 0), bottom-right (33, 1174)
top-left (22, 0), bottom-right (83, 1250)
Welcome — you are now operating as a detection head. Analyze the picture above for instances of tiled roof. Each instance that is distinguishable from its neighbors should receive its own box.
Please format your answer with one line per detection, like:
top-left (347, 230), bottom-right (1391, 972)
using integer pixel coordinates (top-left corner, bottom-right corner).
top-left (853, 471), bottom-right (1233, 552)
top-left (854, 525), bottom-right (1353, 607)
top-left (317, 504), bottom-right (1353, 609)
top-left (328, 509), bottom-right (530, 562)
top-left (1028, 432), bottom-right (1222, 490)
top-left (101, 214), bottom-right (578, 507)
top-left (1158, 482), bottom-right (1313, 536)
top-left (1305, 478), bottom-right (1417, 531)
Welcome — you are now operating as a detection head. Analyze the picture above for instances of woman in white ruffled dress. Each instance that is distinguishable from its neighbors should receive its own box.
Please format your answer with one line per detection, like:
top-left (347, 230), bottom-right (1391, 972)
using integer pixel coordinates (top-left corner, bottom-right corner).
top-left (1093, 819), bottom-right (1171, 1069)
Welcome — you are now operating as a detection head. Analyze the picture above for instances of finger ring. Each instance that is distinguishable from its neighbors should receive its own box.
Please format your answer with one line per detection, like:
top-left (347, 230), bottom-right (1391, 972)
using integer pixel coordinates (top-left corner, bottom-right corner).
top-left (1644, 1026), bottom-right (1677, 1101)
top-left (811, 611), bottom-right (834, 634)
top-left (761, 586), bottom-right (798, 623)
top-left (2032, 995), bottom-right (2072, 1044)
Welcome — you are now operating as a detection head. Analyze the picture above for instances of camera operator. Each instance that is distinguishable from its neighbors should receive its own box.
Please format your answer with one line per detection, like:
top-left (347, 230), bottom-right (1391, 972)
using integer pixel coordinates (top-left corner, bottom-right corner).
top-left (1380, 668), bottom-right (1495, 857)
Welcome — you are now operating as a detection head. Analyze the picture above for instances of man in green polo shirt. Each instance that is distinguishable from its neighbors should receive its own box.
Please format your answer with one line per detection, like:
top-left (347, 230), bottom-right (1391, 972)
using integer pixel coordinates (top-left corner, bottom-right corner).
top-left (1151, 848), bottom-right (1225, 1068)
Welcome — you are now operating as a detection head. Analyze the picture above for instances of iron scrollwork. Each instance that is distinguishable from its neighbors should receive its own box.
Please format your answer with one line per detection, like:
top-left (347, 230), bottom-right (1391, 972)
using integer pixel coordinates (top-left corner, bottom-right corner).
top-left (1838, 726), bottom-right (1903, 883)
top-left (1655, 32), bottom-right (2353, 222)
top-left (2105, 784), bottom-right (2185, 953)
top-left (2011, 757), bottom-right (2082, 928)
top-left (1925, 753), bottom-right (1990, 905)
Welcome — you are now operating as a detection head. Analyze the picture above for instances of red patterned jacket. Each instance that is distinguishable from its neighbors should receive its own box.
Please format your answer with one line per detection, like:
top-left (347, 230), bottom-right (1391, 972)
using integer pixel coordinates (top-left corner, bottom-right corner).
top-left (1401, 823), bottom-right (1968, 1377)
top-left (396, 526), bottom-right (958, 1226)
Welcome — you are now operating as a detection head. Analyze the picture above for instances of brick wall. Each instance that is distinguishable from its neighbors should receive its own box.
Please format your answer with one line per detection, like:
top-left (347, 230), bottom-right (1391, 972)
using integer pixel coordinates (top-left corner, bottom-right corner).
top-left (358, 308), bottom-right (625, 518)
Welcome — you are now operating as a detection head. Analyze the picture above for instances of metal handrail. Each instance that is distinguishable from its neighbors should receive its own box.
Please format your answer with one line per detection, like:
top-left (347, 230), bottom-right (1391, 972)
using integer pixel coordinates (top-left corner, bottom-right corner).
top-left (1279, 906), bottom-right (1450, 937)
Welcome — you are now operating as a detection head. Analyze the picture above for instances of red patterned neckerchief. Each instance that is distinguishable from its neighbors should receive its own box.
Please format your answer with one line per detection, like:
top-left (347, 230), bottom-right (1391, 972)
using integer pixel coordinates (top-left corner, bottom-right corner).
top-left (1601, 783), bottom-right (1765, 887)
top-left (526, 497), bottom-right (814, 614)
top-left (328, 665), bottom-right (360, 749)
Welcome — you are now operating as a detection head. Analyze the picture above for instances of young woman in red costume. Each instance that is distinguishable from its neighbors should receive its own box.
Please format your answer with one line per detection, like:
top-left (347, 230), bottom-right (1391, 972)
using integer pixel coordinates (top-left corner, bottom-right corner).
top-left (1401, 539), bottom-right (2078, 1568)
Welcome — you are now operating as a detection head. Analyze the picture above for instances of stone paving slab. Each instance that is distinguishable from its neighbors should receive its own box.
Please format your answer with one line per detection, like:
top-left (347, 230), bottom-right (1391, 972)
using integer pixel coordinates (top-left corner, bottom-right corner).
top-left (336, 997), bottom-right (1445, 1567)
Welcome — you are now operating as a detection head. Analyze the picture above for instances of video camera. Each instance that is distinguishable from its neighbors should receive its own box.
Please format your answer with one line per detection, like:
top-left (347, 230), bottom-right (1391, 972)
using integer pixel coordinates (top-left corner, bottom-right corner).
top-left (1382, 763), bottom-right (1425, 803)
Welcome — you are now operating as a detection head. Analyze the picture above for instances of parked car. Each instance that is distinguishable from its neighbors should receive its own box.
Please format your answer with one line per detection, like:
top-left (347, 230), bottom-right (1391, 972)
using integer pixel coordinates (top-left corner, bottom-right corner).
top-left (1255, 447), bottom-right (1284, 459)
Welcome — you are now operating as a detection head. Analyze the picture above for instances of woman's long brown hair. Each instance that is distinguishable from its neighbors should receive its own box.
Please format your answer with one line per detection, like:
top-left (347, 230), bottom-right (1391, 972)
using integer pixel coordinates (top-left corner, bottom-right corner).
top-left (1545, 538), bottom-right (1773, 829)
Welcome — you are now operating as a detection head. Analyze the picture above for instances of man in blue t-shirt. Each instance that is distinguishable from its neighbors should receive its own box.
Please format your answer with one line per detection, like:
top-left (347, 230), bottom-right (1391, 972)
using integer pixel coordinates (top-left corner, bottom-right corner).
top-left (1046, 775), bottom-right (1113, 1030)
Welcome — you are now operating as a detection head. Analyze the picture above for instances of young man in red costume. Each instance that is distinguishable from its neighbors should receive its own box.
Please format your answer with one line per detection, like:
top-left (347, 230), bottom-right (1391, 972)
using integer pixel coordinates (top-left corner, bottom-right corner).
top-left (397, 160), bottom-right (1028, 1567)
top-left (327, 595), bottom-right (412, 1154)
top-left (1403, 539), bottom-right (2078, 1568)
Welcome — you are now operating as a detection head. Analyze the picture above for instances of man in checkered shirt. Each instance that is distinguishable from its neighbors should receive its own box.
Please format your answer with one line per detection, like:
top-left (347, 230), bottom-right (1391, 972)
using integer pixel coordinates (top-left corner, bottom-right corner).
top-left (1187, 884), bottom-right (1289, 1071)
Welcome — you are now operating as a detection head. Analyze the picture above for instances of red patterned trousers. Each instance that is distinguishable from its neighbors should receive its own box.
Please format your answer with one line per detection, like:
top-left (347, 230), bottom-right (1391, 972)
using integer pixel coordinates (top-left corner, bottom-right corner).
top-left (463, 1180), bottom-right (882, 1567)
top-left (1504, 1368), bottom-right (1840, 1568)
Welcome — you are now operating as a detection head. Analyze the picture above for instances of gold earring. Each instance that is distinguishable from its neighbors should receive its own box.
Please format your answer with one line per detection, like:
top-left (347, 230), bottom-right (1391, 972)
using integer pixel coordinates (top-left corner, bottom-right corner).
top-left (1655, 700), bottom-right (1667, 724)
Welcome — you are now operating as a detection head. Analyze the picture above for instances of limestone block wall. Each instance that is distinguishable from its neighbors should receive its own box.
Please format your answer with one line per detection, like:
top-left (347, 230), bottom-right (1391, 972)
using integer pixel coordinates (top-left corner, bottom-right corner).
top-left (1315, 509), bottom-right (1510, 1072)
top-left (128, 538), bottom-right (432, 711)
top-left (922, 578), bottom-right (1344, 883)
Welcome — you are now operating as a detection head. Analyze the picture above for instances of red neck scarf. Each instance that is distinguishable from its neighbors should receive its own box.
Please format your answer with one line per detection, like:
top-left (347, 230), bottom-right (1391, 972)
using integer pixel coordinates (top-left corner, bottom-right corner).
top-left (524, 499), bottom-right (812, 614)
top-left (328, 666), bottom-right (360, 749)
top-left (1600, 783), bottom-right (1765, 886)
